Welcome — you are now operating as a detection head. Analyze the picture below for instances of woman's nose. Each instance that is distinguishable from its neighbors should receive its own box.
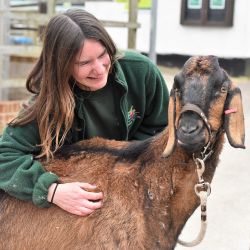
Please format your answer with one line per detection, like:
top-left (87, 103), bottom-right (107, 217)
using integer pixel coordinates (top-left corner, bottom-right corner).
top-left (92, 60), bottom-right (105, 74)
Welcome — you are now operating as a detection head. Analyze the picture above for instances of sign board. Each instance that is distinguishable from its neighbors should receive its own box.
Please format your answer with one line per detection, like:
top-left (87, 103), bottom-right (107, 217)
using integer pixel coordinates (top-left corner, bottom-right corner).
top-left (115, 0), bottom-right (151, 9)
top-left (187, 0), bottom-right (202, 9)
top-left (210, 0), bottom-right (225, 9)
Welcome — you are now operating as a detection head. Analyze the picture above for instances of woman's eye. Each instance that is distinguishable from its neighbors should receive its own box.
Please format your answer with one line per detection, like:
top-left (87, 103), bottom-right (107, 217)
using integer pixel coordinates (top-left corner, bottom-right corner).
top-left (79, 61), bottom-right (89, 66)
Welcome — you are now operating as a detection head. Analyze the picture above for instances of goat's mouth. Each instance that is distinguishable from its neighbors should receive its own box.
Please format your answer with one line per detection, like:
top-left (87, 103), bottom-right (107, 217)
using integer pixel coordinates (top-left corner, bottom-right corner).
top-left (177, 138), bottom-right (207, 153)
top-left (176, 119), bottom-right (209, 153)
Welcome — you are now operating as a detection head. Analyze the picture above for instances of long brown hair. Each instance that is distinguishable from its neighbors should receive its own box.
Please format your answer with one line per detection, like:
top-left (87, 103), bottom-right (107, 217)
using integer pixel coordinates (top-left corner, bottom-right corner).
top-left (10, 9), bottom-right (117, 159)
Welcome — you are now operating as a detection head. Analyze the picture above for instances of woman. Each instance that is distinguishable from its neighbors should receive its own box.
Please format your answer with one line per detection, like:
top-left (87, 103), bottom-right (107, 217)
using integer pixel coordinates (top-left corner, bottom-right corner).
top-left (0, 9), bottom-right (169, 216)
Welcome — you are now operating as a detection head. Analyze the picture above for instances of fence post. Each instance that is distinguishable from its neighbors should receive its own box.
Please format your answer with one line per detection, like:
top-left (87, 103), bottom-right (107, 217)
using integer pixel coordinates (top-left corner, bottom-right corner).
top-left (149, 0), bottom-right (158, 64)
top-left (128, 0), bottom-right (138, 49)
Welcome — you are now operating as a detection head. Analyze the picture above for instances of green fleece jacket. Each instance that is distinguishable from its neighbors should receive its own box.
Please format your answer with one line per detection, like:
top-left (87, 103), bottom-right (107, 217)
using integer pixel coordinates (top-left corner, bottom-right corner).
top-left (0, 51), bottom-right (169, 208)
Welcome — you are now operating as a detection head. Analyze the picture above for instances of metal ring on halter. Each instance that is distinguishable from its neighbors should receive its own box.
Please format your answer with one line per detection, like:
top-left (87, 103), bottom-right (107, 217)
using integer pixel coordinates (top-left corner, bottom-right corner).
top-left (194, 182), bottom-right (211, 197)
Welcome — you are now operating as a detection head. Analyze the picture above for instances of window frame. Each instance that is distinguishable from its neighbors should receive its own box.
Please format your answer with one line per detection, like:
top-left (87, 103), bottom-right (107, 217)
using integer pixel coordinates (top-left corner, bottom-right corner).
top-left (180, 0), bottom-right (234, 27)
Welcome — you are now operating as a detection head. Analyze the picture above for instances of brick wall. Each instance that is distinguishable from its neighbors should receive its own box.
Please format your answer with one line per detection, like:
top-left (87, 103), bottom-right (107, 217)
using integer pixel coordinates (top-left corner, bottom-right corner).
top-left (0, 101), bottom-right (23, 133)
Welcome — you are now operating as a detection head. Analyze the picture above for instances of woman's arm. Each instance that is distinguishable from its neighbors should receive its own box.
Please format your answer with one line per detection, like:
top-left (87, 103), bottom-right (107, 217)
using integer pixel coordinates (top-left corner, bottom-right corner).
top-left (0, 122), bottom-right (103, 214)
top-left (0, 122), bottom-right (58, 207)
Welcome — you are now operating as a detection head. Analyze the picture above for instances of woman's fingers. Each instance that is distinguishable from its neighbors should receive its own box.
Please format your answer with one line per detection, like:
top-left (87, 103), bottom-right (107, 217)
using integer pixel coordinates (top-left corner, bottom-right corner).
top-left (78, 182), bottom-right (97, 190)
top-left (81, 189), bottom-right (103, 201)
top-left (70, 200), bottom-right (102, 216)
top-left (77, 182), bottom-right (103, 201)
top-left (82, 199), bottom-right (103, 210)
top-left (49, 182), bottom-right (104, 216)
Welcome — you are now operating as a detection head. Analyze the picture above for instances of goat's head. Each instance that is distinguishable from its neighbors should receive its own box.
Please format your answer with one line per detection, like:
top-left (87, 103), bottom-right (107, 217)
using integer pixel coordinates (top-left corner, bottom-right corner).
top-left (163, 55), bottom-right (245, 157)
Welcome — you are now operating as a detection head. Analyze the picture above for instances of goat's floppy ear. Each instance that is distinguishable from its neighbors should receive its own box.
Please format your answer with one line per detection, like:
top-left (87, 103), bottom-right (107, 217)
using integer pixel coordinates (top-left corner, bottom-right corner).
top-left (162, 86), bottom-right (181, 157)
top-left (224, 83), bottom-right (245, 148)
top-left (162, 89), bottom-right (176, 157)
top-left (162, 73), bottom-right (183, 157)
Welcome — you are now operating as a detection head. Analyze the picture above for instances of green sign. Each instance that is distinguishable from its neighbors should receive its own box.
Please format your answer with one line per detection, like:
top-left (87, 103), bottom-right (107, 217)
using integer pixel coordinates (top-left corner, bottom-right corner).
top-left (138, 0), bottom-right (151, 9)
top-left (210, 0), bottom-right (225, 9)
top-left (115, 0), bottom-right (151, 9)
top-left (188, 0), bottom-right (202, 9)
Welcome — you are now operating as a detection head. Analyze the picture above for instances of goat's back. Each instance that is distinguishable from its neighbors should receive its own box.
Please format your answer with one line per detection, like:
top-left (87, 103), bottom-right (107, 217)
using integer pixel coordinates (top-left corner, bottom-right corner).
top-left (0, 136), bottom-right (177, 250)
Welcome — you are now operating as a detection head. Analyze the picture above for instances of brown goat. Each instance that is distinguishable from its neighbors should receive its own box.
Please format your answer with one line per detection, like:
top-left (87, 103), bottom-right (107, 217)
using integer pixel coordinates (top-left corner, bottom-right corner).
top-left (0, 56), bottom-right (245, 250)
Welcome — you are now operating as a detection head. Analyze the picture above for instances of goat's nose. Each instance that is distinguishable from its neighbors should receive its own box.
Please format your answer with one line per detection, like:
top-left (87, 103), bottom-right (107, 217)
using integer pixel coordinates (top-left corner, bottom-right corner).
top-left (180, 124), bottom-right (199, 135)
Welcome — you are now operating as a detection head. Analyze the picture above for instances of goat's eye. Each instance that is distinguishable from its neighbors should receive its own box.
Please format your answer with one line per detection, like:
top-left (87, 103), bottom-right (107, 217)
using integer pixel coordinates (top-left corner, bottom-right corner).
top-left (221, 86), bottom-right (227, 93)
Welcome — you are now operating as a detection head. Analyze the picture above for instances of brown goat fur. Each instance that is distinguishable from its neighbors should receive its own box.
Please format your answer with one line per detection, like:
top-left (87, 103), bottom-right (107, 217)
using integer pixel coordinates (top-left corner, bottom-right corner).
top-left (0, 56), bottom-right (245, 250)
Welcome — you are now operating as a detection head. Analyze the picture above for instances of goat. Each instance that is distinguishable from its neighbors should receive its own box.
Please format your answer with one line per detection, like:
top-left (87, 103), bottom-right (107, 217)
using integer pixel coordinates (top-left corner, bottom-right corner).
top-left (0, 55), bottom-right (245, 250)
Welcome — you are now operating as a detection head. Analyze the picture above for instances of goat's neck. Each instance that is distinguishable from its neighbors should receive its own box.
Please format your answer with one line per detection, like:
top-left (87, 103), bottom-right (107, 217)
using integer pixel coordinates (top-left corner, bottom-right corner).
top-left (135, 128), bottom-right (225, 243)
top-left (170, 132), bottom-right (225, 240)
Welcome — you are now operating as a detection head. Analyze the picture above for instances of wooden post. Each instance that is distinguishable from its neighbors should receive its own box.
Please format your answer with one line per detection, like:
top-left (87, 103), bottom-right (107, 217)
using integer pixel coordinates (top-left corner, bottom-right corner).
top-left (38, 0), bottom-right (55, 16)
top-left (149, 0), bottom-right (158, 64)
top-left (46, 0), bottom-right (56, 17)
top-left (0, 0), bottom-right (10, 100)
top-left (128, 0), bottom-right (138, 49)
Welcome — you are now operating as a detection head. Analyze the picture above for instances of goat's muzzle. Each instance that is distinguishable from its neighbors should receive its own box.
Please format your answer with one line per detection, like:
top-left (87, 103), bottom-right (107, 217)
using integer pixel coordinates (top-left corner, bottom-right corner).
top-left (176, 103), bottom-right (211, 153)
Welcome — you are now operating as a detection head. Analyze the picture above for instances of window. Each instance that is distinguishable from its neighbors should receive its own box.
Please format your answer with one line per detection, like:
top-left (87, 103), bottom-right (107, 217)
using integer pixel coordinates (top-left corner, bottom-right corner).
top-left (180, 0), bottom-right (234, 27)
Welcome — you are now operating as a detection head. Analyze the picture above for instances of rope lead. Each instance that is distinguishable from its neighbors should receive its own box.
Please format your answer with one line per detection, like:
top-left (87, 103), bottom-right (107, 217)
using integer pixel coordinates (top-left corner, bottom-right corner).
top-left (177, 158), bottom-right (211, 247)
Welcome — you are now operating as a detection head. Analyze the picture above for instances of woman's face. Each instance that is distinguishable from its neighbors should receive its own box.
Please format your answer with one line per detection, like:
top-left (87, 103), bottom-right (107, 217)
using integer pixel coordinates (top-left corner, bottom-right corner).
top-left (72, 39), bottom-right (111, 91)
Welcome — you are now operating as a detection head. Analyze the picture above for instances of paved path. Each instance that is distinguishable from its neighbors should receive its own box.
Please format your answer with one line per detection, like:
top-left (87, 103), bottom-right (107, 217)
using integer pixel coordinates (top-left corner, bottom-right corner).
top-left (162, 71), bottom-right (250, 250)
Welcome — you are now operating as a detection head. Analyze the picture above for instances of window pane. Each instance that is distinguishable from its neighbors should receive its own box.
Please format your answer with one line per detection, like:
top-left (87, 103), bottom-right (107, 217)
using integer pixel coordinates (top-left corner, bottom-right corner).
top-left (186, 10), bottom-right (201, 20)
top-left (188, 0), bottom-right (202, 9)
top-left (210, 0), bottom-right (225, 9)
top-left (208, 0), bottom-right (226, 22)
top-left (207, 9), bottom-right (226, 21)
top-left (185, 0), bottom-right (202, 21)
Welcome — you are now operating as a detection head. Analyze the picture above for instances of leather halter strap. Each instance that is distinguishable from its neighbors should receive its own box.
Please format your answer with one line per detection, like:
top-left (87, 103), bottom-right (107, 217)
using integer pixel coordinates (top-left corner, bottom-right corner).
top-left (180, 103), bottom-right (212, 140)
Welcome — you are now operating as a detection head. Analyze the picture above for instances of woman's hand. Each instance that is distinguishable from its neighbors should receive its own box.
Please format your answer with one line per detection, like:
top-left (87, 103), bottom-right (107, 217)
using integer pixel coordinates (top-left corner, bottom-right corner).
top-left (47, 182), bottom-right (103, 216)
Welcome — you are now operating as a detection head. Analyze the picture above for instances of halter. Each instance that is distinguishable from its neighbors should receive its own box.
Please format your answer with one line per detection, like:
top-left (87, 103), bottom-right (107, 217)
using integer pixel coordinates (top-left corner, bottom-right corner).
top-left (179, 102), bottom-right (223, 162)
top-left (177, 102), bottom-right (223, 247)
top-left (180, 103), bottom-right (212, 141)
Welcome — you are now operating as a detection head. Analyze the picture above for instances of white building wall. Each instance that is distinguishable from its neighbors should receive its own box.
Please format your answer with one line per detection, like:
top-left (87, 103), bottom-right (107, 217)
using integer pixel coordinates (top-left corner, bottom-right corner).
top-left (85, 0), bottom-right (250, 59)
top-left (156, 0), bottom-right (250, 58)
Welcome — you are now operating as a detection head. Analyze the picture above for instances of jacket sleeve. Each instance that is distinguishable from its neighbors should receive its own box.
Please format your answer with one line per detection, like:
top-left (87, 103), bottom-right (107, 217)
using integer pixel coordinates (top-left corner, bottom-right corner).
top-left (0, 121), bottom-right (59, 208)
top-left (132, 64), bottom-right (169, 140)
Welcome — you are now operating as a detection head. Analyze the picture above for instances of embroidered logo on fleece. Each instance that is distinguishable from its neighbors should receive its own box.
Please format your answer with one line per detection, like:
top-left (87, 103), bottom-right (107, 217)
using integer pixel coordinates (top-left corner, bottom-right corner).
top-left (127, 106), bottom-right (140, 127)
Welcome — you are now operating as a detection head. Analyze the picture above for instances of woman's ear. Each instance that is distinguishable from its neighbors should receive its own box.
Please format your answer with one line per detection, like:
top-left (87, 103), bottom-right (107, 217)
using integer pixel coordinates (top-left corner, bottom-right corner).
top-left (224, 83), bottom-right (245, 148)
